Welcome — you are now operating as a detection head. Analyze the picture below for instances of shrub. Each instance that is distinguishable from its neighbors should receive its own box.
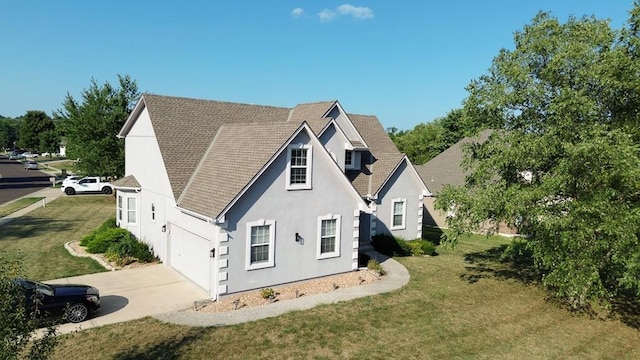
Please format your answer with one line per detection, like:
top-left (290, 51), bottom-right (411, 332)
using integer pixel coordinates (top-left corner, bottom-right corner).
top-left (85, 228), bottom-right (131, 254)
top-left (367, 259), bottom-right (386, 275)
top-left (371, 234), bottom-right (410, 257)
top-left (406, 239), bottom-right (437, 256)
top-left (260, 288), bottom-right (275, 299)
top-left (80, 217), bottom-right (116, 246)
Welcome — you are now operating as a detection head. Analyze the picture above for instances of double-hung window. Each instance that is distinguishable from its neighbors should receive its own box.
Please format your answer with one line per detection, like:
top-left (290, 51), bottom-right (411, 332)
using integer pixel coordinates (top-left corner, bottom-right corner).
top-left (286, 144), bottom-right (312, 190)
top-left (127, 197), bottom-right (137, 224)
top-left (246, 220), bottom-right (276, 270)
top-left (117, 196), bottom-right (123, 222)
top-left (317, 214), bottom-right (341, 259)
top-left (345, 150), bottom-right (354, 169)
top-left (391, 198), bottom-right (406, 230)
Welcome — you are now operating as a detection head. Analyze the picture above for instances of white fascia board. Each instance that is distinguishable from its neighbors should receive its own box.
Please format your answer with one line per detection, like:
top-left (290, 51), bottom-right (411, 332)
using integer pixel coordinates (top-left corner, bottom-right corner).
top-left (117, 96), bottom-right (146, 138)
top-left (327, 101), bottom-right (369, 148)
top-left (374, 155), bottom-right (432, 197)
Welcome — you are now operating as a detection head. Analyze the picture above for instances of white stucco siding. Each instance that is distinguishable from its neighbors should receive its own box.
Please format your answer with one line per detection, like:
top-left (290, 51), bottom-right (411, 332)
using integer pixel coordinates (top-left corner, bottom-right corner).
top-left (319, 123), bottom-right (349, 172)
top-left (220, 131), bottom-right (363, 295)
top-left (375, 160), bottom-right (426, 240)
top-left (124, 107), bottom-right (173, 197)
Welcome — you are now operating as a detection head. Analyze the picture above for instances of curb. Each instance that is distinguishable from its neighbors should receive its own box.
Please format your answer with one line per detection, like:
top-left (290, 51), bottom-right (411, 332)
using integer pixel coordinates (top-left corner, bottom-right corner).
top-left (64, 241), bottom-right (116, 271)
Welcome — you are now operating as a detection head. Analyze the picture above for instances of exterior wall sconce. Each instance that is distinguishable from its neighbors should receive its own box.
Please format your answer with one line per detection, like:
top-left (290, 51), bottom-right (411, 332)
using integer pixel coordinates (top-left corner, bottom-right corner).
top-left (161, 225), bottom-right (166, 232)
top-left (210, 249), bottom-right (215, 258)
top-left (295, 233), bottom-right (304, 244)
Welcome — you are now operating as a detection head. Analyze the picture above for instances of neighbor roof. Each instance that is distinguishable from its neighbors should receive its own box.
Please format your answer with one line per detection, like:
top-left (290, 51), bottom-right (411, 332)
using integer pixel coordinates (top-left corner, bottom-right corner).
top-left (417, 129), bottom-right (493, 195)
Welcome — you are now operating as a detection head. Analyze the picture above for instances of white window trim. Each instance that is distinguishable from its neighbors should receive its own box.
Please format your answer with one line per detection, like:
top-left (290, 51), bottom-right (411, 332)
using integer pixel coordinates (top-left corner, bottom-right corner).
top-left (317, 214), bottom-right (341, 259)
top-left (391, 198), bottom-right (406, 230)
top-left (286, 144), bottom-right (312, 190)
top-left (127, 197), bottom-right (137, 225)
top-left (246, 219), bottom-right (276, 270)
top-left (345, 150), bottom-right (355, 170)
top-left (117, 195), bottom-right (123, 222)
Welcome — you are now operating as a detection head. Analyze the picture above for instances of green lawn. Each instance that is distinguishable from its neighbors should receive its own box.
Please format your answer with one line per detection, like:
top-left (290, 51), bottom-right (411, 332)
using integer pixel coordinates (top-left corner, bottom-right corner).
top-left (0, 196), bottom-right (114, 280)
top-left (3, 197), bottom-right (639, 358)
top-left (49, 230), bottom-right (640, 359)
top-left (0, 197), bottom-right (44, 218)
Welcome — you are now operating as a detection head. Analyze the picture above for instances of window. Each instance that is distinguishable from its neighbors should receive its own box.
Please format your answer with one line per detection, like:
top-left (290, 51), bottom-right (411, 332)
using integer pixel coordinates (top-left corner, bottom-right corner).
top-left (286, 144), bottom-right (312, 190)
top-left (345, 150), bottom-right (354, 168)
top-left (246, 220), bottom-right (275, 270)
top-left (391, 198), bottom-right (406, 229)
top-left (151, 203), bottom-right (155, 221)
top-left (317, 214), bottom-right (341, 259)
top-left (127, 197), bottom-right (137, 224)
top-left (117, 196), bottom-right (123, 221)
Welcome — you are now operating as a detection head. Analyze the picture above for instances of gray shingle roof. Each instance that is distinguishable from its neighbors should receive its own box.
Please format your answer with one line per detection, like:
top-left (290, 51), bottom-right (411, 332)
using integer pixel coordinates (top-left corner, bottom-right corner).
top-left (348, 114), bottom-right (405, 196)
top-left (417, 129), bottom-right (493, 195)
top-left (288, 101), bottom-right (336, 123)
top-left (178, 122), bottom-right (305, 218)
top-left (112, 175), bottom-right (141, 188)
top-left (142, 94), bottom-right (291, 199)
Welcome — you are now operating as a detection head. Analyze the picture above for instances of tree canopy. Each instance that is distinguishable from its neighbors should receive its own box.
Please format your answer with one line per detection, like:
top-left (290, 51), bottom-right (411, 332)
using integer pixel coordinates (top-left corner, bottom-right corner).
top-left (57, 75), bottom-right (139, 178)
top-left (436, 5), bottom-right (640, 309)
top-left (18, 110), bottom-right (58, 153)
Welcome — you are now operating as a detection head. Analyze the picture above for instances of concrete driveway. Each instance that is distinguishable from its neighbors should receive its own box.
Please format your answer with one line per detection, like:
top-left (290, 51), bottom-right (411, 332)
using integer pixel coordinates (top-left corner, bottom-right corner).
top-left (46, 264), bottom-right (210, 334)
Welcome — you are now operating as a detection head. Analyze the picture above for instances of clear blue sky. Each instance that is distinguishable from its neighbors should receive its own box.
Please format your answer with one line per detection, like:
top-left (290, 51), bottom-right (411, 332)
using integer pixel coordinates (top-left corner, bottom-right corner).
top-left (0, 1), bottom-right (634, 130)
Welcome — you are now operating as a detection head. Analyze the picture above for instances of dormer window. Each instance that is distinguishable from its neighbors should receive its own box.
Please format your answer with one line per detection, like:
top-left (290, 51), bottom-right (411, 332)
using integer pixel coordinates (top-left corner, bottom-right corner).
top-left (345, 150), bottom-right (354, 169)
top-left (286, 144), bottom-right (312, 190)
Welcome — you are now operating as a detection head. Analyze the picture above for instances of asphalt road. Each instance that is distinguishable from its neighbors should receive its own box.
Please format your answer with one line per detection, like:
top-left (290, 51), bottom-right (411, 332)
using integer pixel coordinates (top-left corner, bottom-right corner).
top-left (0, 155), bottom-right (52, 205)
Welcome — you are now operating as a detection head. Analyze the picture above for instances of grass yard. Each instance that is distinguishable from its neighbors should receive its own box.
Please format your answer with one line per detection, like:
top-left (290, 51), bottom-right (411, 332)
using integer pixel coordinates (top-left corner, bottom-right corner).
top-left (50, 233), bottom-right (640, 359)
top-left (0, 196), bottom-right (114, 280)
top-left (0, 197), bottom-right (44, 218)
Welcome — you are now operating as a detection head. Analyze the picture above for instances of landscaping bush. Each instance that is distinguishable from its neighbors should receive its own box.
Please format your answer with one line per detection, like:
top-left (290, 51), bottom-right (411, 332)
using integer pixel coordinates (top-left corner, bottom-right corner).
top-left (406, 239), bottom-right (437, 256)
top-left (371, 235), bottom-right (437, 257)
top-left (371, 234), bottom-right (410, 257)
top-left (85, 228), bottom-right (131, 254)
top-left (367, 259), bottom-right (386, 275)
top-left (80, 217), bottom-right (116, 246)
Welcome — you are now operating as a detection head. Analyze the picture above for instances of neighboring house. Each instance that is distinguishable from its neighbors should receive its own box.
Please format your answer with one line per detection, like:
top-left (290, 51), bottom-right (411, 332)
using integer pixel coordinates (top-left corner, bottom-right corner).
top-left (417, 130), bottom-right (517, 235)
top-left (113, 94), bottom-right (428, 300)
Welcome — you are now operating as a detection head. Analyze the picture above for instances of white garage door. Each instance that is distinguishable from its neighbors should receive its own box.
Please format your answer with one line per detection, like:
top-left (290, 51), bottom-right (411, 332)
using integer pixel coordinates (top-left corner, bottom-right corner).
top-left (168, 223), bottom-right (211, 291)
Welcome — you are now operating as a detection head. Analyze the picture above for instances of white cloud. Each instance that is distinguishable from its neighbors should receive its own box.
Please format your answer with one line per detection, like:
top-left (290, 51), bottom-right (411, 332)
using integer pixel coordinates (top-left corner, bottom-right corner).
top-left (291, 7), bottom-right (305, 18)
top-left (317, 4), bottom-right (374, 22)
top-left (318, 9), bottom-right (336, 22)
top-left (337, 4), bottom-right (374, 20)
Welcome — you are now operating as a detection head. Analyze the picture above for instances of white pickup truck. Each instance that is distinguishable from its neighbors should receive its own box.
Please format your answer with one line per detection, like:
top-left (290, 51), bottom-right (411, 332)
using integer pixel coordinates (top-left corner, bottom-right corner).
top-left (61, 176), bottom-right (114, 195)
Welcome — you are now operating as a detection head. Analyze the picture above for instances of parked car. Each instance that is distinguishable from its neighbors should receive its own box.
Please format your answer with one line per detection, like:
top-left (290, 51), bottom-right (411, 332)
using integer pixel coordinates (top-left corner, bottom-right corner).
top-left (8, 152), bottom-right (24, 160)
top-left (24, 161), bottom-right (38, 170)
top-left (61, 175), bottom-right (81, 187)
top-left (14, 278), bottom-right (100, 323)
top-left (61, 176), bottom-right (114, 195)
top-left (22, 152), bottom-right (39, 158)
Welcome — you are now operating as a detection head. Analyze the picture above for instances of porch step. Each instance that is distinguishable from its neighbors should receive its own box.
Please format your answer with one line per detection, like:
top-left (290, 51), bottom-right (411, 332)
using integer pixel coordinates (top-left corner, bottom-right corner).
top-left (359, 241), bottom-right (375, 253)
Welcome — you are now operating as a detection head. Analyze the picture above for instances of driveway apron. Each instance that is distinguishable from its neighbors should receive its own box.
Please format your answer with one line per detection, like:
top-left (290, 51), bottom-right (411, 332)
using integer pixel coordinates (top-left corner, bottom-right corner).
top-left (47, 264), bottom-right (209, 334)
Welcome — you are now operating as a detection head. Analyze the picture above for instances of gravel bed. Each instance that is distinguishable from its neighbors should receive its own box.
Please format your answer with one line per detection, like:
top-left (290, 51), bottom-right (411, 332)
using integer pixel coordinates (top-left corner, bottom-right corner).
top-left (194, 269), bottom-right (382, 313)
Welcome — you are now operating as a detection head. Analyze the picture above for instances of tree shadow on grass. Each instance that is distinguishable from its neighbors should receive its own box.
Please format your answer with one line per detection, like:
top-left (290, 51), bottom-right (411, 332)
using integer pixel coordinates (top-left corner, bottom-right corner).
top-left (461, 243), bottom-right (640, 330)
top-left (113, 328), bottom-right (204, 360)
top-left (0, 216), bottom-right (77, 240)
top-left (459, 244), bottom-right (540, 286)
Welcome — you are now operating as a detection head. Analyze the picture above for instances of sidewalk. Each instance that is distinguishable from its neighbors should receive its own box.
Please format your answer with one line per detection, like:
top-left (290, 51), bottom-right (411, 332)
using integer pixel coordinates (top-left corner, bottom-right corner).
top-left (0, 186), bottom-right (64, 226)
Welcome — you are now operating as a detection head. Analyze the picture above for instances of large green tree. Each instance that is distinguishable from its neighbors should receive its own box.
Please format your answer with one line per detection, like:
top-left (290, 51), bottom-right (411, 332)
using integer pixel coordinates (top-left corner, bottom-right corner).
top-left (437, 6), bottom-right (640, 309)
top-left (0, 117), bottom-right (19, 150)
top-left (389, 109), bottom-right (471, 165)
top-left (57, 75), bottom-right (140, 177)
top-left (18, 111), bottom-right (58, 153)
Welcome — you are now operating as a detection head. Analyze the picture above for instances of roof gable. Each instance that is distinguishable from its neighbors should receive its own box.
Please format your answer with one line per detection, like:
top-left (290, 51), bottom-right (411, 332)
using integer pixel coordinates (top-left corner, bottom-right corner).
top-left (417, 129), bottom-right (493, 195)
top-left (125, 94), bottom-right (292, 200)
